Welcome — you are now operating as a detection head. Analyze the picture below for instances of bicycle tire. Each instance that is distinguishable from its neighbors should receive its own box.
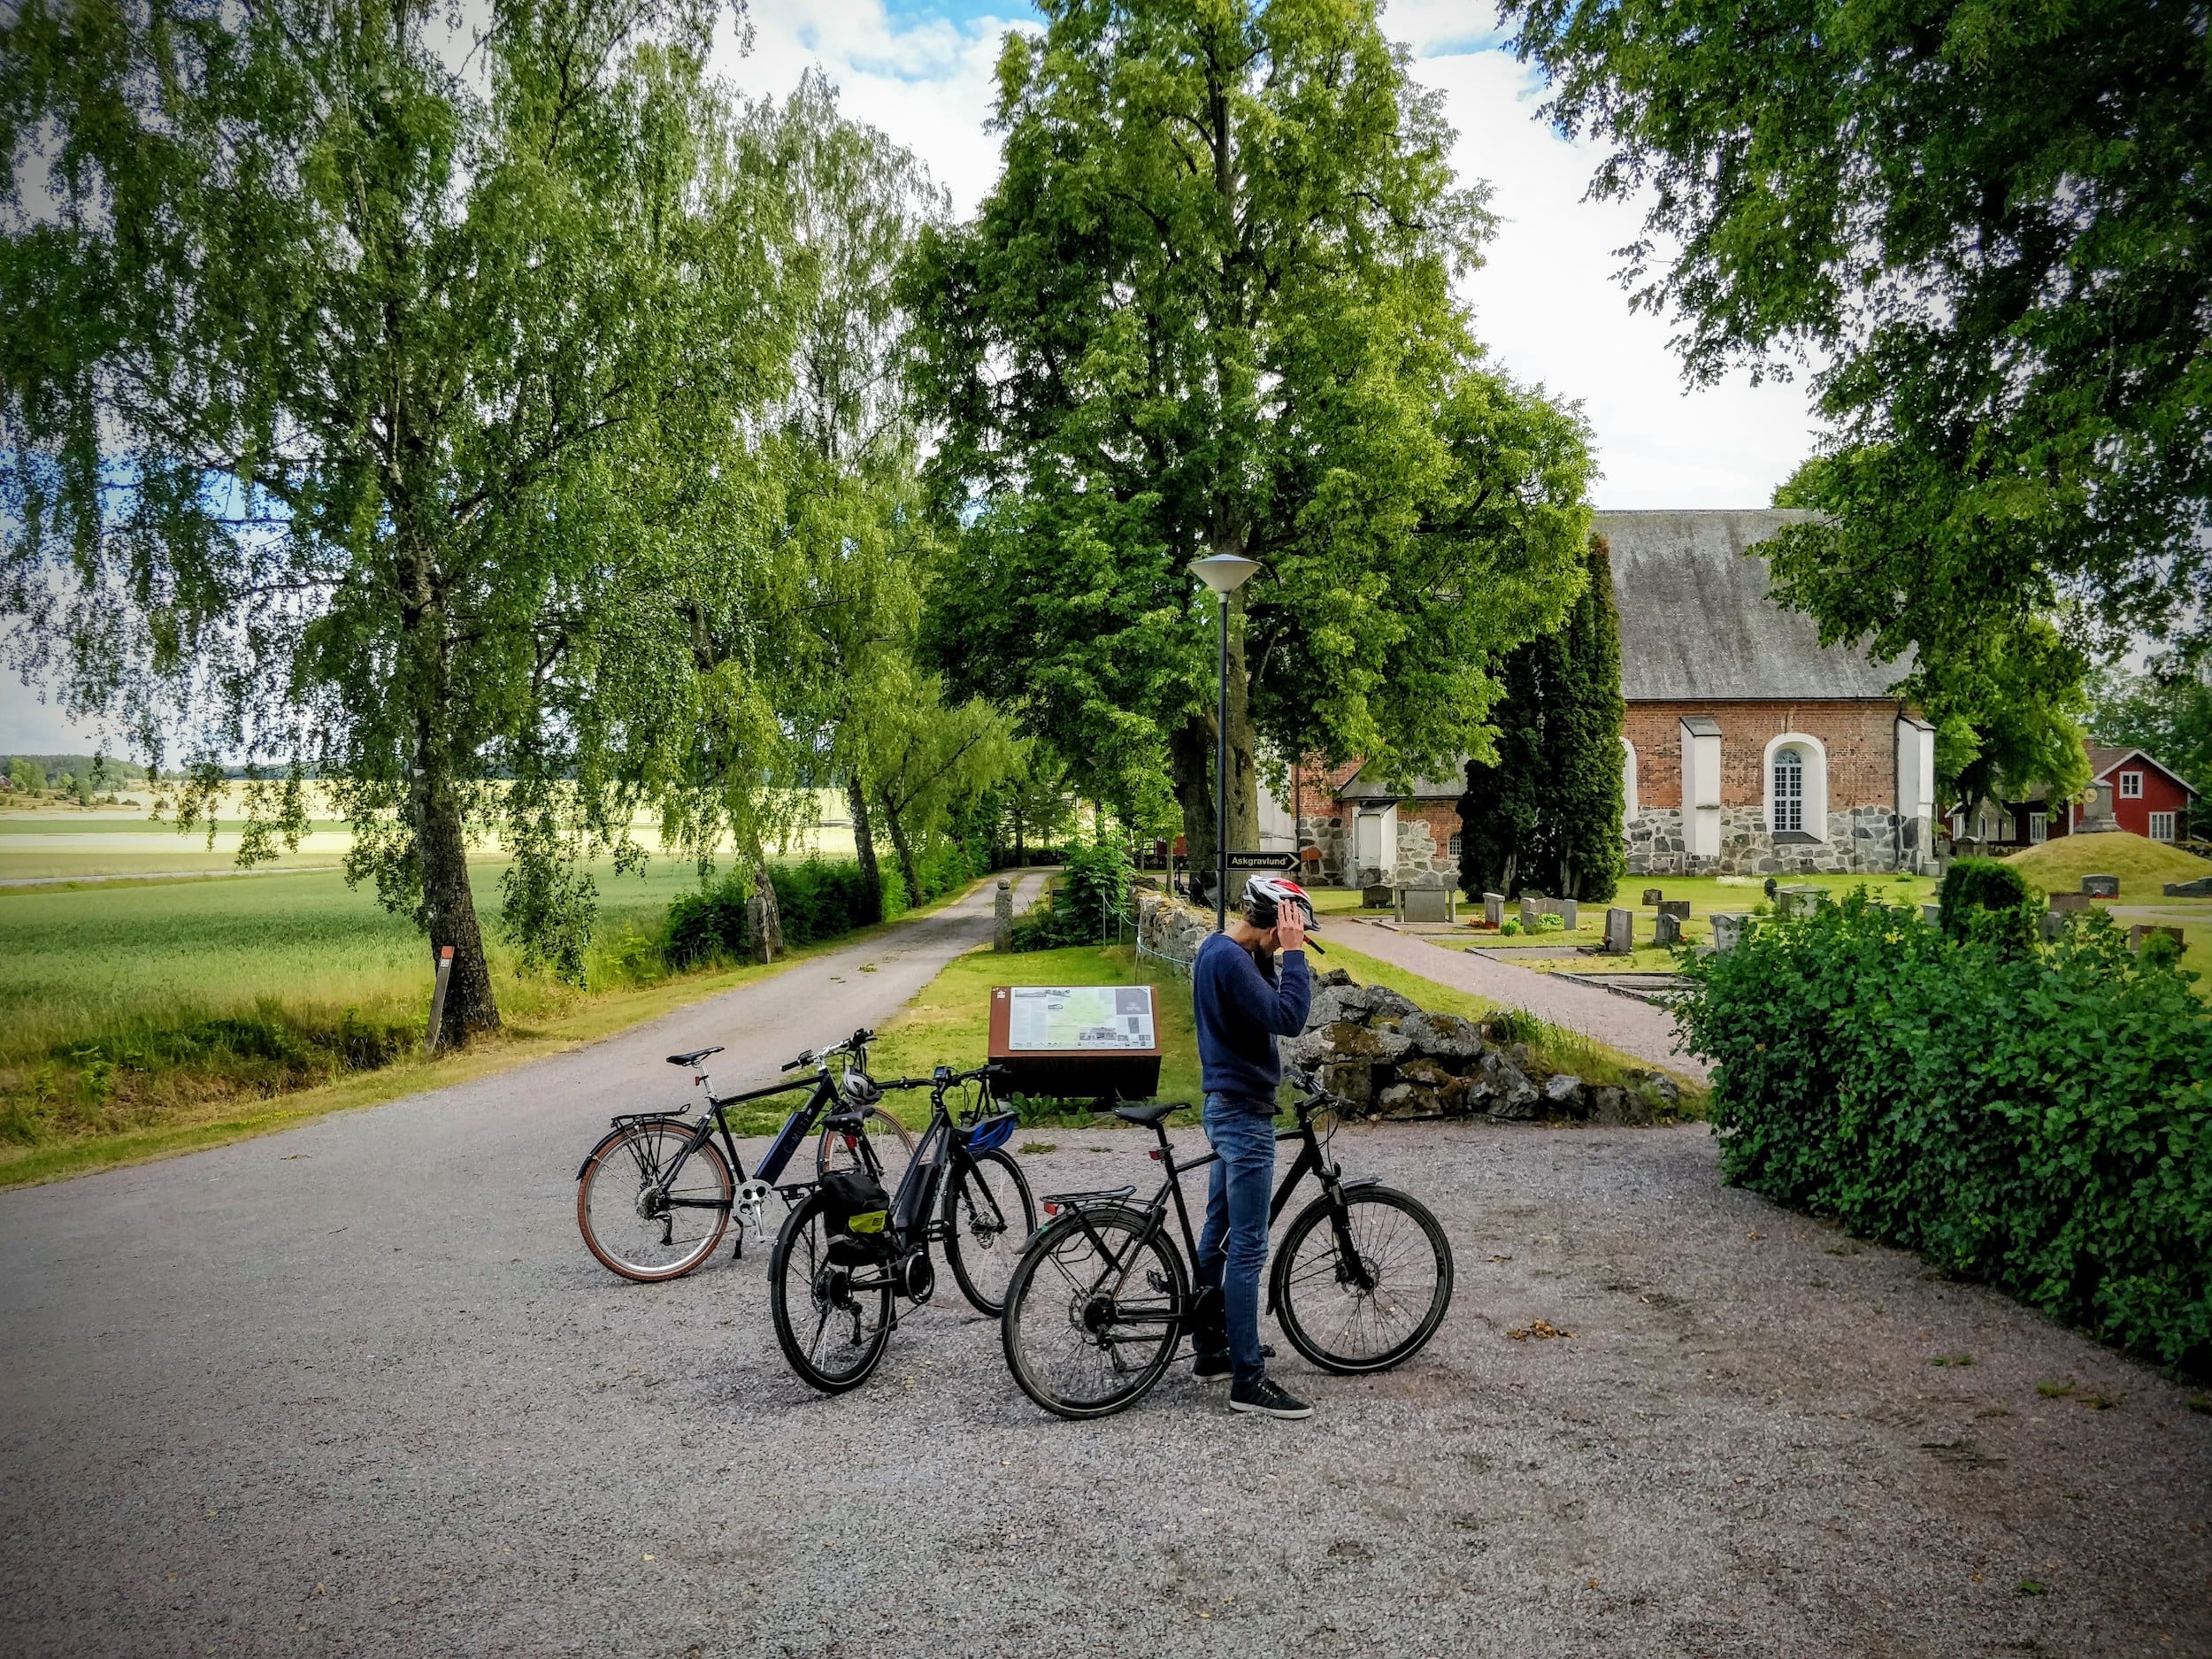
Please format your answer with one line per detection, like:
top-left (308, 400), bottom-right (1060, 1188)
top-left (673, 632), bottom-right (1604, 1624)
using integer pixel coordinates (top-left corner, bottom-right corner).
top-left (1271, 1185), bottom-right (1453, 1374)
top-left (815, 1103), bottom-right (918, 1185)
top-left (941, 1148), bottom-right (1037, 1316)
top-left (575, 1121), bottom-right (733, 1283)
top-left (768, 1193), bottom-right (895, 1394)
top-left (1001, 1204), bottom-right (1186, 1420)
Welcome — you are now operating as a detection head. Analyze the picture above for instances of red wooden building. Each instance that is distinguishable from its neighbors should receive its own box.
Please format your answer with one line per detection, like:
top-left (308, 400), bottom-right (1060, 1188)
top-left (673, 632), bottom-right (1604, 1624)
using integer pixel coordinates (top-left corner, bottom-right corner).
top-left (2063, 747), bottom-right (2197, 842)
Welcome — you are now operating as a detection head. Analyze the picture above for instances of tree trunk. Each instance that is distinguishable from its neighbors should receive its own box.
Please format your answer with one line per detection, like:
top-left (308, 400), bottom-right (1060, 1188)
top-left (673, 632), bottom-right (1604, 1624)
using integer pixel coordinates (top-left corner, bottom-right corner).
top-left (749, 857), bottom-right (784, 964)
top-left (846, 775), bottom-right (883, 925)
top-left (399, 526), bottom-right (498, 1048)
top-left (879, 788), bottom-right (921, 905)
top-left (411, 741), bottom-right (499, 1048)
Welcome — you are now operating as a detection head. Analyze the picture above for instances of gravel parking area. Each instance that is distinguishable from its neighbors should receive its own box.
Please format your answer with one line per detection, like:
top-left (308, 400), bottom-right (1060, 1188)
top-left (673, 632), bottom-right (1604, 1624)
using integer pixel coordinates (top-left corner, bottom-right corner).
top-left (4, 1090), bottom-right (2207, 1655)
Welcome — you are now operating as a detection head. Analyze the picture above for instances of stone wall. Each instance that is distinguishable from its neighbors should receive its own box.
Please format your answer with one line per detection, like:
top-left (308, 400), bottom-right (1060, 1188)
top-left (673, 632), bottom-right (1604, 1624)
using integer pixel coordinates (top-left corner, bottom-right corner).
top-left (1625, 804), bottom-right (1908, 876)
top-left (1624, 698), bottom-right (1903, 810)
top-left (1136, 888), bottom-right (1214, 966)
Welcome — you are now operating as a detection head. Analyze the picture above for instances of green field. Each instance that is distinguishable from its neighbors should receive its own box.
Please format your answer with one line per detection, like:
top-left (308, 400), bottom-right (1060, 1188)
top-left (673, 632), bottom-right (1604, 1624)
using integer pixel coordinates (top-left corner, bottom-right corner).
top-left (0, 856), bottom-right (767, 1155)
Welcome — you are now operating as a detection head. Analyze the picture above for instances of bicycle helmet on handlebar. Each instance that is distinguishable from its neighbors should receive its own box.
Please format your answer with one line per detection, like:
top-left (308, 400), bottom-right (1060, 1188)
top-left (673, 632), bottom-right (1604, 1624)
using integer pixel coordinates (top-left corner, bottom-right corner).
top-left (1241, 874), bottom-right (1318, 933)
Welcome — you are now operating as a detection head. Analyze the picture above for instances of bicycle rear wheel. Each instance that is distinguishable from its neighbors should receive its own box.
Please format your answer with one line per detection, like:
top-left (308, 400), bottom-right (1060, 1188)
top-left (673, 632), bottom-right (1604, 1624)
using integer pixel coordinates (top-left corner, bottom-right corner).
top-left (768, 1194), bottom-right (895, 1393)
top-left (1001, 1205), bottom-right (1185, 1419)
top-left (1271, 1185), bottom-right (1453, 1374)
top-left (942, 1148), bottom-right (1037, 1316)
top-left (815, 1105), bottom-right (917, 1187)
top-left (576, 1122), bottom-right (733, 1282)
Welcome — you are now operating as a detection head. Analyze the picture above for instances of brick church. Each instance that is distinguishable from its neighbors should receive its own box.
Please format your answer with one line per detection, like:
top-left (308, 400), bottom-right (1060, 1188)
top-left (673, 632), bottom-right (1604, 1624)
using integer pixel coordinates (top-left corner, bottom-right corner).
top-left (1276, 509), bottom-right (1939, 884)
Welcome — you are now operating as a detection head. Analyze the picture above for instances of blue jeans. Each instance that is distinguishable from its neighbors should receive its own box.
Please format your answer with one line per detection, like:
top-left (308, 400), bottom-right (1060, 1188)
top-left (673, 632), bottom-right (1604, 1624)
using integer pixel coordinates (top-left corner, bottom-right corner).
top-left (1194, 1093), bottom-right (1277, 1389)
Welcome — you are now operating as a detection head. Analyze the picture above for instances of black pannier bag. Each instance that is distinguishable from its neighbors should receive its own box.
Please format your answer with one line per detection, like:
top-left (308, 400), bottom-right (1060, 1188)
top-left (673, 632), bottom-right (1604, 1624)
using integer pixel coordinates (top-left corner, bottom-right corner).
top-left (816, 1167), bottom-right (891, 1265)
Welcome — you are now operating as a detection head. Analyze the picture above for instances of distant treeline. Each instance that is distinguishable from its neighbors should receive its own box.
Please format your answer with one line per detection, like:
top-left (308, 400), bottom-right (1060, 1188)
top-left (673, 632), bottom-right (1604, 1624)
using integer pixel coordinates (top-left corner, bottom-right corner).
top-left (2, 755), bottom-right (154, 786)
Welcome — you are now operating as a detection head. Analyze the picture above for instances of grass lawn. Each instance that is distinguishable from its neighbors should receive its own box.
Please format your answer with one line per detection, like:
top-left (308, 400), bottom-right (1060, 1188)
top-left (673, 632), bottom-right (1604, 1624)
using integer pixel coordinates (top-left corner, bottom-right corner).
top-left (861, 933), bottom-right (1704, 1133)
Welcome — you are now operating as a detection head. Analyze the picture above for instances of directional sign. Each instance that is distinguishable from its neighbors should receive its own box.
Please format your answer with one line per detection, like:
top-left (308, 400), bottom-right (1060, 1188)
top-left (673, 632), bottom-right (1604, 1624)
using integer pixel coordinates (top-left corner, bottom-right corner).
top-left (1221, 850), bottom-right (1301, 871)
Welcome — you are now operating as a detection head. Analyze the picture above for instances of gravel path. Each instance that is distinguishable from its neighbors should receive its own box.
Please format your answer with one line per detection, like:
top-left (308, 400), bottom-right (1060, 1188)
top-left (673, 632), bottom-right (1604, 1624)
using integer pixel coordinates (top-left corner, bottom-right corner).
top-left (5, 881), bottom-right (2208, 1657)
top-left (1336, 917), bottom-right (1711, 1081)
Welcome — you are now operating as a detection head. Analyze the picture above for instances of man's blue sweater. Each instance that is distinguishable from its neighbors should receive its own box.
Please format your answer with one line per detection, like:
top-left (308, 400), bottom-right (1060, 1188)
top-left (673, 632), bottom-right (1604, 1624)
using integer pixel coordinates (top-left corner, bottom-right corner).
top-left (1192, 932), bottom-right (1312, 1112)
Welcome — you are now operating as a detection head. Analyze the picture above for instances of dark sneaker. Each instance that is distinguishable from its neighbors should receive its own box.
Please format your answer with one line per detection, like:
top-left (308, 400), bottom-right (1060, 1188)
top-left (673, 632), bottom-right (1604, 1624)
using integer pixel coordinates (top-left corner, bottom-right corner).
top-left (1193, 1344), bottom-right (1273, 1384)
top-left (1229, 1377), bottom-right (1312, 1419)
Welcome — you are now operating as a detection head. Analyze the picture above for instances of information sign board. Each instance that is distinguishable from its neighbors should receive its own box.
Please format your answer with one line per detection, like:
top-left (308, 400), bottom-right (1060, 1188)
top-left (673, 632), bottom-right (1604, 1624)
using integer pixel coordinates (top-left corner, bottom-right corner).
top-left (987, 984), bottom-right (1163, 1101)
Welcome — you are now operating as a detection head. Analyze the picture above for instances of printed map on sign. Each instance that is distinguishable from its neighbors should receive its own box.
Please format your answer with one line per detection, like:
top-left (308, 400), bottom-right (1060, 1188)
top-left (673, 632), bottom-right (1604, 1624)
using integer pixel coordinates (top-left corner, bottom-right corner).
top-left (1006, 986), bottom-right (1156, 1052)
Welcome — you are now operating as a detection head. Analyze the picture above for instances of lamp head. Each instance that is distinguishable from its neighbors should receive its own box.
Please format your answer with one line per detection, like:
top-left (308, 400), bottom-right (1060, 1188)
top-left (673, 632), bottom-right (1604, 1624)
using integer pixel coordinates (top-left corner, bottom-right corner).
top-left (1188, 553), bottom-right (1260, 597)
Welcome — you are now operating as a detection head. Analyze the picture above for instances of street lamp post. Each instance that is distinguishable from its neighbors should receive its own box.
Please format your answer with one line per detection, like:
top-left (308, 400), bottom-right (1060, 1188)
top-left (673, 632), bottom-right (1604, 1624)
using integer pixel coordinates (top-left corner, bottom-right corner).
top-left (1188, 552), bottom-right (1260, 931)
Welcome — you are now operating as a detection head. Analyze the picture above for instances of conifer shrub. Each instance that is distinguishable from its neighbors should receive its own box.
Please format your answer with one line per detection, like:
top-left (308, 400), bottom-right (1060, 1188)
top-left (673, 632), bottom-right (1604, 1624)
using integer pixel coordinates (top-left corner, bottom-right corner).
top-left (1937, 856), bottom-right (2041, 949)
top-left (1678, 894), bottom-right (2212, 1376)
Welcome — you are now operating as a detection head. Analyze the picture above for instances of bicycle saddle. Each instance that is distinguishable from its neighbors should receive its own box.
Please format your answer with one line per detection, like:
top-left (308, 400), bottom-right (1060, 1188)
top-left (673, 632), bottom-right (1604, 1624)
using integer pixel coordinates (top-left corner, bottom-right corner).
top-left (665, 1047), bottom-right (724, 1067)
top-left (1110, 1102), bottom-right (1180, 1126)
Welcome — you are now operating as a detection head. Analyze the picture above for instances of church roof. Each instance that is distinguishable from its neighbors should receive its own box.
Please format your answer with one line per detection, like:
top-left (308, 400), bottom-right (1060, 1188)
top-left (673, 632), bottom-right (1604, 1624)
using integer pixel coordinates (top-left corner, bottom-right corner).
top-left (1598, 510), bottom-right (1907, 702)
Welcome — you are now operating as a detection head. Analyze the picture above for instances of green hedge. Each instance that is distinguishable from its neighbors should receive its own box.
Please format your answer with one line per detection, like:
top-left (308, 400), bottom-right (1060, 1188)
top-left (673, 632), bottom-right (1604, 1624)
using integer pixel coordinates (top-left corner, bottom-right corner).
top-left (664, 844), bottom-right (986, 970)
top-left (1678, 893), bottom-right (2212, 1377)
top-left (1010, 840), bottom-right (1132, 951)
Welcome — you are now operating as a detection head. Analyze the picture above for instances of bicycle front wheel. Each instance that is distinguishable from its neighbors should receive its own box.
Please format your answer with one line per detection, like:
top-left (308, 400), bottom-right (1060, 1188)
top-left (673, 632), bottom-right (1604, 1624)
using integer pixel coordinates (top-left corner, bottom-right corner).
top-left (1271, 1185), bottom-right (1453, 1374)
top-left (816, 1104), bottom-right (917, 1187)
top-left (1001, 1205), bottom-right (1185, 1420)
top-left (575, 1122), bottom-right (733, 1283)
top-left (942, 1148), bottom-right (1037, 1316)
top-left (768, 1194), bottom-right (895, 1394)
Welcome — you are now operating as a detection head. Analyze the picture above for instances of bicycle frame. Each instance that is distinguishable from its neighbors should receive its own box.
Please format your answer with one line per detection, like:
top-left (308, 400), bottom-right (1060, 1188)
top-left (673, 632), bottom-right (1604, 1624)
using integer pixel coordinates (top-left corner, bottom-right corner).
top-left (579, 1048), bottom-right (864, 1212)
top-left (1048, 1102), bottom-right (1369, 1325)
top-left (828, 1064), bottom-right (1016, 1279)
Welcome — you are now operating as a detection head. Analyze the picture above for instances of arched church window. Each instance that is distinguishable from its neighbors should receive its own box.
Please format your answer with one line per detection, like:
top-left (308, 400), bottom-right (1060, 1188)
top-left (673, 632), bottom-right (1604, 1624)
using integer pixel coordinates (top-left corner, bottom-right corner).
top-left (1773, 748), bottom-right (1804, 833)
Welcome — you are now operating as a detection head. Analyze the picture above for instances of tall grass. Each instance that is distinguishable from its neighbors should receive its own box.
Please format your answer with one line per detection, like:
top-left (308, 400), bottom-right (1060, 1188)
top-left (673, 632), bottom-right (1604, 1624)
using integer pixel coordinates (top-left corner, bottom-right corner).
top-left (0, 861), bottom-right (709, 1146)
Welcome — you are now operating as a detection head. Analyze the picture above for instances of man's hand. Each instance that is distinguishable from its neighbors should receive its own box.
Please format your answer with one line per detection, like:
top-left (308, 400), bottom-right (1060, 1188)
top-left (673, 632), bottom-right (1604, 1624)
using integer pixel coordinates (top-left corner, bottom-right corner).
top-left (1275, 909), bottom-right (1307, 954)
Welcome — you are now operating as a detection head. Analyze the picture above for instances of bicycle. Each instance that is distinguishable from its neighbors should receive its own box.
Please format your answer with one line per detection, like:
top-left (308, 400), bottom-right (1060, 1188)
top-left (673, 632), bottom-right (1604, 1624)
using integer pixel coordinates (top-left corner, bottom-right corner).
top-left (767, 1063), bottom-right (1037, 1392)
top-left (574, 1030), bottom-right (915, 1283)
top-left (998, 1074), bottom-right (1454, 1418)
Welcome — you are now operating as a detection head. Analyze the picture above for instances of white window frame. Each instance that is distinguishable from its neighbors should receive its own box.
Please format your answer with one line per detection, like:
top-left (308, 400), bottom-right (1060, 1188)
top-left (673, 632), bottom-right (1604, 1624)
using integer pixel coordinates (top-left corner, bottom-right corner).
top-left (2118, 771), bottom-right (2143, 799)
top-left (2148, 810), bottom-right (2176, 842)
top-left (2029, 812), bottom-right (2047, 844)
top-left (1448, 830), bottom-right (1463, 857)
top-left (1762, 733), bottom-right (1829, 841)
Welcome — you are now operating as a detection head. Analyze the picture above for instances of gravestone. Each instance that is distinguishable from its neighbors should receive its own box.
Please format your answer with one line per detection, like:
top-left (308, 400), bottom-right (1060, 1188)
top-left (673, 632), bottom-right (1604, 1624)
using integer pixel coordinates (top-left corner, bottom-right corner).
top-left (1641, 887), bottom-right (1664, 907)
top-left (2077, 780), bottom-right (2120, 833)
top-left (1655, 900), bottom-right (1691, 923)
top-left (2165, 876), bottom-right (2212, 897)
top-left (2040, 910), bottom-right (2069, 942)
top-left (2048, 892), bottom-right (2091, 913)
top-left (1776, 885), bottom-right (1830, 918)
top-left (1763, 877), bottom-right (1779, 900)
top-left (1557, 898), bottom-right (1578, 932)
top-left (1603, 908), bottom-right (1633, 954)
top-left (2081, 874), bottom-right (2119, 899)
top-left (994, 880), bottom-right (1014, 952)
top-left (1483, 891), bottom-right (1505, 928)
top-left (1519, 894), bottom-right (1542, 930)
top-left (1362, 883), bottom-right (1395, 909)
top-left (1653, 912), bottom-right (1684, 948)
top-left (1709, 913), bottom-right (1750, 952)
top-left (1922, 903), bottom-right (1941, 926)
top-left (2131, 924), bottom-right (2185, 954)
top-left (1397, 886), bottom-right (1454, 925)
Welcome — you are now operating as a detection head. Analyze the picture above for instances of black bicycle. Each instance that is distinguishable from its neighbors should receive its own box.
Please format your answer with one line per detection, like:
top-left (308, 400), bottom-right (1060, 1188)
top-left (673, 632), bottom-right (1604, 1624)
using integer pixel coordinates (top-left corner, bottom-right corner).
top-left (767, 1064), bottom-right (1037, 1392)
top-left (999, 1076), bottom-right (1454, 1418)
top-left (574, 1030), bottom-right (915, 1283)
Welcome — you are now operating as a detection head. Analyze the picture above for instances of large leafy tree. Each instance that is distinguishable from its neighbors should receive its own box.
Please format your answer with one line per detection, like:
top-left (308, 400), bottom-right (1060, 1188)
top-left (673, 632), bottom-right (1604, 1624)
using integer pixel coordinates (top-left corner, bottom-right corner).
top-left (0, 0), bottom-right (791, 1041)
top-left (1503, 0), bottom-right (2212, 687)
top-left (907, 0), bottom-right (1594, 881)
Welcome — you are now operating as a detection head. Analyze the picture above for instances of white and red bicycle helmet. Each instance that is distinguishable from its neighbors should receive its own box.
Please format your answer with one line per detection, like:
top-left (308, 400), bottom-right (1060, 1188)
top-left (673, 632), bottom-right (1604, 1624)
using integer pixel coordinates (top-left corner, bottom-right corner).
top-left (1242, 874), bottom-right (1318, 933)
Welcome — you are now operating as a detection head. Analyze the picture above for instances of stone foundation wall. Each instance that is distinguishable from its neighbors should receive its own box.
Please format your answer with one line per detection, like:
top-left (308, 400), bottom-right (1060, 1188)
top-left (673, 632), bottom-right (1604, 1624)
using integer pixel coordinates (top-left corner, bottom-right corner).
top-left (1302, 808), bottom-right (1455, 887)
top-left (1625, 804), bottom-right (1907, 876)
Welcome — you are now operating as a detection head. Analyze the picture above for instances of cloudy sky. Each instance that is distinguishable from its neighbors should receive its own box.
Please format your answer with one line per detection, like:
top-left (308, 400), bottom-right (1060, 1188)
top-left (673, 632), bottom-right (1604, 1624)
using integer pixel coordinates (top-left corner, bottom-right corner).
top-left (4, 0), bottom-right (1824, 756)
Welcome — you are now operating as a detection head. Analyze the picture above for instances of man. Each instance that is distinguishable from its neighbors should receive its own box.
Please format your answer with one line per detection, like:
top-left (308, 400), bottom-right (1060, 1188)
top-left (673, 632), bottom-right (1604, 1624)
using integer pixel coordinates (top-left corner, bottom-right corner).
top-left (1190, 873), bottom-right (1317, 1419)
